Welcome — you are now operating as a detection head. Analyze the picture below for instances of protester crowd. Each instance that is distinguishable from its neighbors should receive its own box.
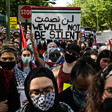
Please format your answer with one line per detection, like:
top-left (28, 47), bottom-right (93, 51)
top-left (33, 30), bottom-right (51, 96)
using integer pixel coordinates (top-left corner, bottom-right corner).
top-left (0, 24), bottom-right (112, 112)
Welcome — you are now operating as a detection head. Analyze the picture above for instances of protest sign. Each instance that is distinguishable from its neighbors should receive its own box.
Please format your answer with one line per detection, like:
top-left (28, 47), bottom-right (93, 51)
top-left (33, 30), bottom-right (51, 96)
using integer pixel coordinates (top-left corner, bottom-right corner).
top-left (96, 31), bottom-right (112, 43)
top-left (32, 7), bottom-right (81, 40)
top-left (10, 17), bottom-right (17, 29)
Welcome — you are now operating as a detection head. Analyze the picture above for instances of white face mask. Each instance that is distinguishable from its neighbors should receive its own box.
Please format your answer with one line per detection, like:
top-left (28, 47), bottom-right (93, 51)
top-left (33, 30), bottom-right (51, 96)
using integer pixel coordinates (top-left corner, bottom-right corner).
top-left (31, 92), bottom-right (55, 111)
top-left (22, 57), bottom-right (31, 64)
top-left (92, 45), bottom-right (97, 49)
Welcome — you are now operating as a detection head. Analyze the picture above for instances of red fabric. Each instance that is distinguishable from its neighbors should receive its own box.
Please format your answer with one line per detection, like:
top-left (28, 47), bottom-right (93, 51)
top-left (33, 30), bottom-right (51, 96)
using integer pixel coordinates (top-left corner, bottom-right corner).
top-left (92, 42), bottom-right (98, 45)
top-left (20, 24), bottom-right (27, 49)
top-left (0, 68), bottom-right (13, 98)
top-left (57, 64), bottom-right (71, 93)
top-left (109, 40), bottom-right (112, 47)
top-left (45, 61), bottom-right (55, 67)
top-left (32, 46), bottom-right (39, 56)
top-left (17, 61), bottom-right (37, 69)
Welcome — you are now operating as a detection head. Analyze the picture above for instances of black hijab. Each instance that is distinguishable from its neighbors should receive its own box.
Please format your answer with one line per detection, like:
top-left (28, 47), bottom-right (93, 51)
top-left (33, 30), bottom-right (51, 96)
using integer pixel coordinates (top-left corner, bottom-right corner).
top-left (24, 67), bottom-right (59, 112)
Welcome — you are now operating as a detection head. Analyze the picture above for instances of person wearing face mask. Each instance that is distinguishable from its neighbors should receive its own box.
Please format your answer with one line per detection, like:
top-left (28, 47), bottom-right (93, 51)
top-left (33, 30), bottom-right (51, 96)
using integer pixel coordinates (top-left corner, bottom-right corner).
top-left (58, 56), bottom-right (99, 112)
top-left (97, 50), bottom-right (112, 70)
top-left (43, 42), bottom-right (57, 61)
top-left (16, 67), bottom-right (74, 112)
top-left (92, 42), bottom-right (98, 50)
top-left (14, 47), bottom-right (37, 106)
top-left (84, 63), bottom-right (112, 112)
top-left (0, 44), bottom-right (20, 112)
top-left (45, 48), bottom-right (63, 70)
top-left (52, 43), bottom-right (81, 93)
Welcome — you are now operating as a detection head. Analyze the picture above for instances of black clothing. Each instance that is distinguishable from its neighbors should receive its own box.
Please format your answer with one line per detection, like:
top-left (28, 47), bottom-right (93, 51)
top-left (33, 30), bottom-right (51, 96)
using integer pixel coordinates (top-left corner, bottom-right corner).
top-left (59, 87), bottom-right (80, 112)
top-left (0, 76), bottom-right (20, 112)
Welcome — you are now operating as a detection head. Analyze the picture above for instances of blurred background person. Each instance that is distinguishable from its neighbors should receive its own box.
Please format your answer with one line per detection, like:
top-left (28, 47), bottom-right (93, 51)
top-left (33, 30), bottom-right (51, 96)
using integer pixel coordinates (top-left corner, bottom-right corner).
top-left (59, 56), bottom-right (99, 112)
top-left (84, 63), bottom-right (112, 112)
top-left (97, 50), bottom-right (112, 70)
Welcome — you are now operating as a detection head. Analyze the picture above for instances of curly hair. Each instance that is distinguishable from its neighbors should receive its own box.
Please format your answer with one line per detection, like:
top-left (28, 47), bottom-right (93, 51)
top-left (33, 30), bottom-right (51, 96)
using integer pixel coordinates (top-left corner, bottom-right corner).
top-left (84, 63), bottom-right (112, 112)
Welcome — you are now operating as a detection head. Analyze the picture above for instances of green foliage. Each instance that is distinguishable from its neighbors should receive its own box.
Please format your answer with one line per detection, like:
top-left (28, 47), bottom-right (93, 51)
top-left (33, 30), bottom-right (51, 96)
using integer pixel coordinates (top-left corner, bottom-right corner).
top-left (0, 0), bottom-right (56, 16)
top-left (67, 0), bottom-right (112, 31)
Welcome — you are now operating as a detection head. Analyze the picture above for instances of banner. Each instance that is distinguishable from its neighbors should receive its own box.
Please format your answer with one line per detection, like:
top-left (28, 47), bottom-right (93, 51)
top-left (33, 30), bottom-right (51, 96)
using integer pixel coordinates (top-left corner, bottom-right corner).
top-left (96, 31), bottom-right (112, 43)
top-left (32, 7), bottom-right (81, 40)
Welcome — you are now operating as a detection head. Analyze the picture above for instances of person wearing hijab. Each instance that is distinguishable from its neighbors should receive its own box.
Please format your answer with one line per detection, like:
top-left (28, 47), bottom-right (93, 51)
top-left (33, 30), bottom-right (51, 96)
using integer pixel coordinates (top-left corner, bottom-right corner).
top-left (17, 67), bottom-right (74, 112)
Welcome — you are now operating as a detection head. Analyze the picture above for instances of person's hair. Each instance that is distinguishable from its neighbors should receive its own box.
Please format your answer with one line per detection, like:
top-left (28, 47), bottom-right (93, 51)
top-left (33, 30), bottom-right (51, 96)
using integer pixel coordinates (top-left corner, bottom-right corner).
top-left (0, 44), bottom-right (17, 58)
top-left (71, 56), bottom-right (98, 81)
top-left (83, 51), bottom-right (91, 57)
top-left (20, 47), bottom-right (33, 56)
top-left (97, 50), bottom-right (112, 68)
top-left (64, 43), bottom-right (81, 56)
top-left (91, 51), bottom-right (98, 56)
top-left (13, 32), bottom-right (20, 36)
top-left (84, 63), bottom-right (112, 112)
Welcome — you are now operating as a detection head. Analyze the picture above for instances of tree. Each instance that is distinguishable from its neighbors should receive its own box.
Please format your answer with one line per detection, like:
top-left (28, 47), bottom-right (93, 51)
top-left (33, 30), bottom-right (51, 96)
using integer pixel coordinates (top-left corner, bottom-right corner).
top-left (68, 0), bottom-right (112, 31)
top-left (0, 0), bottom-right (56, 16)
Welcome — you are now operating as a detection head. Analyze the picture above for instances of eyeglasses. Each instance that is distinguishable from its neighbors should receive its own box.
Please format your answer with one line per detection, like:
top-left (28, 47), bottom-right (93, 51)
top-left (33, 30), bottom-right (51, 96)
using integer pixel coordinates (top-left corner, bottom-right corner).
top-left (23, 54), bottom-right (30, 57)
top-left (29, 86), bottom-right (54, 96)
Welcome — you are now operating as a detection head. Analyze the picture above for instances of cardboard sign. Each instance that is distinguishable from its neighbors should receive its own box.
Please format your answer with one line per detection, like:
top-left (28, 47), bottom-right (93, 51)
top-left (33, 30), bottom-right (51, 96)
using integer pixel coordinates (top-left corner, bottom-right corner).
top-left (10, 17), bottom-right (17, 29)
top-left (32, 7), bottom-right (81, 40)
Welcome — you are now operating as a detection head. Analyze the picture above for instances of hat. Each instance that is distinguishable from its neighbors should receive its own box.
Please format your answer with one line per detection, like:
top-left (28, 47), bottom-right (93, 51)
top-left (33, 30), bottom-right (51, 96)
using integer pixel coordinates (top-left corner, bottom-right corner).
top-left (65, 43), bottom-right (81, 56)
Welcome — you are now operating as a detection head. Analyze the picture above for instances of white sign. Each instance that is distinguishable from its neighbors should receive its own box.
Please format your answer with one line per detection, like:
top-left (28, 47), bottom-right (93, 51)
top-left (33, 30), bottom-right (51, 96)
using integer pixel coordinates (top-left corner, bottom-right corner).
top-left (32, 7), bottom-right (81, 40)
top-left (96, 31), bottom-right (112, 43)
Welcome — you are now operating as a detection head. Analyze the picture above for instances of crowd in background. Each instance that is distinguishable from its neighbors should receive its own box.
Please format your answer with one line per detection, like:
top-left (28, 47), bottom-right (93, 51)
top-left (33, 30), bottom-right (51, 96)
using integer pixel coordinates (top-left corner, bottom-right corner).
top-left (0, 24), bottom-right (112, 112)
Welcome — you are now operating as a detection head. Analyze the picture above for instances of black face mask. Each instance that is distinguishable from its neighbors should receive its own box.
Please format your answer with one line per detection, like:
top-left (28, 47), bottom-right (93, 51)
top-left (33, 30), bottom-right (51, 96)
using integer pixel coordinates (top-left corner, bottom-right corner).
top-left (0, 61), bottom-right (16, 70)
top-left (103, 98), bottom-right (112, 112)
top-left (49, 53), bottom-right (60, 63)
top-left (81, 47), bottom-right (85, 50)
top-left (65, 53), bottom-right (77, 63)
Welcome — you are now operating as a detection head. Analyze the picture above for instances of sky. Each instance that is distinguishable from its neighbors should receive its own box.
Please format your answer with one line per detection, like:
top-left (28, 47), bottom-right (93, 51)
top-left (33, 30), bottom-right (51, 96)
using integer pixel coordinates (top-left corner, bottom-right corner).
top-left (53, 0), bottom-right (73, 7)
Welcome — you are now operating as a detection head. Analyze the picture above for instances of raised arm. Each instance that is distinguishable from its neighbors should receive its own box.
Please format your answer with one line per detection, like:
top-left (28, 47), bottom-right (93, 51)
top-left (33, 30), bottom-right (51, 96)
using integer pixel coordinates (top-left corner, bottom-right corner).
top-left (30, 33), bottom-right (45, 67)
